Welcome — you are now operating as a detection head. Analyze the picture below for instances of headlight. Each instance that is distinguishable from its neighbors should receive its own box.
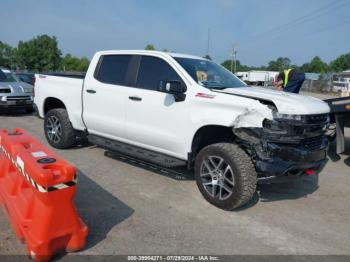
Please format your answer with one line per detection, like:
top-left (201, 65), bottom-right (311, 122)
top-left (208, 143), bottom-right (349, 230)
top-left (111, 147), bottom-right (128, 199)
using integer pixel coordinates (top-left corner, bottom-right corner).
top-left (0, 96), bottom-right (7, 102)
top-left (24, 87), bottom-right (33, 93)
top-left (273, 112), bottom-right (302, 121)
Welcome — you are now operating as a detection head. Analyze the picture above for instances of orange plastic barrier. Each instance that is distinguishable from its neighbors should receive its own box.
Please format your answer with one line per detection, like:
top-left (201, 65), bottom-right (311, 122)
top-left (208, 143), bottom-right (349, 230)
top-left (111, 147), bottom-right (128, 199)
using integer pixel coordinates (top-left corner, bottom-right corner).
top-left (0, 128), bottom-right (88, 261)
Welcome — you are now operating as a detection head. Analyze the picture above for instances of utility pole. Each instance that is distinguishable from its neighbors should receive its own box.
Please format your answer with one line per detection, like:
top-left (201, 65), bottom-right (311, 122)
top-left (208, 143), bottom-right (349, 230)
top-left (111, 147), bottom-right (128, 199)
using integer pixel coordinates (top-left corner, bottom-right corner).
top-left (234, 48), bottom-right (237, 74)
top-left (230, 43), bottom-right (238, 73)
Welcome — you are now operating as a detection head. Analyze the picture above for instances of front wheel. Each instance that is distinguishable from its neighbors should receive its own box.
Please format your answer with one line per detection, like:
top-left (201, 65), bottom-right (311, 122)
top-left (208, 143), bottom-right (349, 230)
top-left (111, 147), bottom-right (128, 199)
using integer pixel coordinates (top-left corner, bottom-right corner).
top-left (44, 108), bottom-right (77, 149)
top-left (194, 143), bottom-right (257, 210)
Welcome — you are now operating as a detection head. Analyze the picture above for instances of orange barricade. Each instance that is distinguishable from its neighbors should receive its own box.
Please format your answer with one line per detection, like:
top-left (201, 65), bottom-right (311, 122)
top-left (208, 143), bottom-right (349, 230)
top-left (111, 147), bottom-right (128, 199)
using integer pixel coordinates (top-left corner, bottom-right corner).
top-left (0, 128), bottom-right (88, 261)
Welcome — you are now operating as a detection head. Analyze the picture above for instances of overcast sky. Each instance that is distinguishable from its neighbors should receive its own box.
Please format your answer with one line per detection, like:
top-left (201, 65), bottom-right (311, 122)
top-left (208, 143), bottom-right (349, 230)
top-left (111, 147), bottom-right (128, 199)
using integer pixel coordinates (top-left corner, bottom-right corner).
top-left (1, 0), bottom-right (349, 66)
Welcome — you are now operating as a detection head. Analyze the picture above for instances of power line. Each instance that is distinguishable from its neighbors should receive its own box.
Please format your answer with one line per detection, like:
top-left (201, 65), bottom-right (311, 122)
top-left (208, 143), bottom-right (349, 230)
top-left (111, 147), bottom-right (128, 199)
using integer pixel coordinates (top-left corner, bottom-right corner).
top-left (294, 17), bottom-right (350, 40)
top-left (273, 1), bottom-right (349, 37)
top-left (267, 9), bottom-right (350, 42)
top-left (250, 0), bottom-right (348, 40)
top-left (251, 0), bottom-right (340, 38)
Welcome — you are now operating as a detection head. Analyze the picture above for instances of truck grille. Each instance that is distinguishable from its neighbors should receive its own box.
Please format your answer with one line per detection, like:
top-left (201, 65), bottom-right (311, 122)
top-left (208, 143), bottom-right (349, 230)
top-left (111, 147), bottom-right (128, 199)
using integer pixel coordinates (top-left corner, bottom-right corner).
top-left (303, 114), bottom-right (329, 124)
top-left (0, 89), bottom-right (11, 93)
top-left (303, 136), bottom-right (325, 151)
top-left (7, 96), bottom-right (31, 101)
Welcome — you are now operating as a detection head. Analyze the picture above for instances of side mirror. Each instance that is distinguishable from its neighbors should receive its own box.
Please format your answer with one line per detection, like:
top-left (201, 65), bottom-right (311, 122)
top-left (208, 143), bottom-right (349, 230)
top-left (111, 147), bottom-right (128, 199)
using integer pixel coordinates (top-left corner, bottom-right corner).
top-left (159, 80), bottom-right (186, 102)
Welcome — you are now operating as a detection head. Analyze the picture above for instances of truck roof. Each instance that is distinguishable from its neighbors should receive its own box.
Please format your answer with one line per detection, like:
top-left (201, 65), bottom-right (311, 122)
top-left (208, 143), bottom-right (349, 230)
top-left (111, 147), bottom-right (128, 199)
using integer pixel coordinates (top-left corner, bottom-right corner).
top-left (96, 50), bottom-right (206, 60)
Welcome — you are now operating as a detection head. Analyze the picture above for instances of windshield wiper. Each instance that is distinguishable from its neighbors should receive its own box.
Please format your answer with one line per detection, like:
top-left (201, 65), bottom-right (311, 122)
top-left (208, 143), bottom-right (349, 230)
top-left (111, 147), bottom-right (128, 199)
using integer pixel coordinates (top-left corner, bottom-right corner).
top-left (208, 86), bottom-right (228, 89)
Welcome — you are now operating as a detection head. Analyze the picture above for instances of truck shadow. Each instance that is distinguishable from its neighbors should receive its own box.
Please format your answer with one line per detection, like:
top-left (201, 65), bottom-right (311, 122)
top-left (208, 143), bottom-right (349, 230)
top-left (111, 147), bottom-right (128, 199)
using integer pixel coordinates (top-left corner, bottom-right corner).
top-left (104, 150), bottom-right (193, 181)
top-left (345, 156), bottom-right (350, 167)
top-left (257, 175), bottom-right (319, 202)
top-left (327, 137), bottom-right (350, 167)
top-left (0, 109), bottom-right (34, 117)
top-left (104, 150), bottom-right (321, 211)
top-left (65, 138), bottom-right (94, 150)
top-left (236, 175), bottom-right (319, 210)
top-left (74, 169), bottom-right (134, 250)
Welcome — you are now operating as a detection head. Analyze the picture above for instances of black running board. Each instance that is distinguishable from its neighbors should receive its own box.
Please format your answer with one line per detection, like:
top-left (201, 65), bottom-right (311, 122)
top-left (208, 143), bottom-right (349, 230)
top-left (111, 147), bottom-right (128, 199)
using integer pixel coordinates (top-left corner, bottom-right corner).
top-left (88, 134), bottom-right (186, 168)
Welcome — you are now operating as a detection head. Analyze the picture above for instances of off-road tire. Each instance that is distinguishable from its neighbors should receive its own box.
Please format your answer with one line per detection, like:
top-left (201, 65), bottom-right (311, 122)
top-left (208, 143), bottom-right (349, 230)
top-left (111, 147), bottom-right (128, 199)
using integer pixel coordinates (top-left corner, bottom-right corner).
top-left (194, 143), bottom-right (257, 210)
top-left (44, 108), bottom-right (76, 149)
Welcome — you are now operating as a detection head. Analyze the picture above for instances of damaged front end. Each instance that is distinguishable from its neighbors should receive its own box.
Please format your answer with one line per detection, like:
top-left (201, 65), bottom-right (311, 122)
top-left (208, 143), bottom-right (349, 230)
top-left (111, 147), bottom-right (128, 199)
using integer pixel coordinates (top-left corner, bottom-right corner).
top-left (233, 113), bottom-right (329, 182)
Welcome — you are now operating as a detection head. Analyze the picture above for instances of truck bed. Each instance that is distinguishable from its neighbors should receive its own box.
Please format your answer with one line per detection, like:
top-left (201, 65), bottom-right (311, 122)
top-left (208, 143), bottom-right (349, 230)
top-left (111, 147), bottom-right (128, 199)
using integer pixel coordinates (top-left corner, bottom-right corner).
top-left (34, 74), bottom-right (86, 131)
top-left (44, 72), bottom-right (86, 79)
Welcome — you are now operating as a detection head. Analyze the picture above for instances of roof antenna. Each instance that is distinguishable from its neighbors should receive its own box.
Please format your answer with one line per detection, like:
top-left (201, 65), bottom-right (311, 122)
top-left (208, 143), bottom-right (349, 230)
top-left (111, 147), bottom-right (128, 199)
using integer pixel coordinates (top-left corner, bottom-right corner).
top-left (206, 28), bottom-right (210, 56)
top-left (204, 28), bottom-right (212, 60)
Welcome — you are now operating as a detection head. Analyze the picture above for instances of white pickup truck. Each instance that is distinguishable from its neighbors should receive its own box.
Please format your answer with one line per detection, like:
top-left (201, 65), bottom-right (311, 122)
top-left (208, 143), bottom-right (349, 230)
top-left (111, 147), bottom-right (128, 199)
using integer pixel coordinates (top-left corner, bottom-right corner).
top-left (34, 50), bottom-right (330, 210)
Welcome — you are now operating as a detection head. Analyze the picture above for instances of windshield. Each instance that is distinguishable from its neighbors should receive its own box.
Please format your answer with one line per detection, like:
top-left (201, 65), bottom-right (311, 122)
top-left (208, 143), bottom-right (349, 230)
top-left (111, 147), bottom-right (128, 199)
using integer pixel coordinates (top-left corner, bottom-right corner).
top-left (0, 70), bottom-right (18, 83)
top-left (174, 57), bottom-right (246, 89)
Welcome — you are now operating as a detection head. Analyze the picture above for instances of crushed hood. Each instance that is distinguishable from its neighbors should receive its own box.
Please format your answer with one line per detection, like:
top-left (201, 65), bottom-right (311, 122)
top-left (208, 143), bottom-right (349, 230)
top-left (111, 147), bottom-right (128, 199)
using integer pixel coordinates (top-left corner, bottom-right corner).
top-left (214, 87), bottom-right (330, 115)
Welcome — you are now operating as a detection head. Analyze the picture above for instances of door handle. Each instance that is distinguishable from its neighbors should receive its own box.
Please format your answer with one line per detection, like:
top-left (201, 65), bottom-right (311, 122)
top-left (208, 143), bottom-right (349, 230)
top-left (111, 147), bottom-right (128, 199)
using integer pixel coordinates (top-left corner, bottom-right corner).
top-left (86, 89), bottom-right (96, 94)
top-left (128, 96), bottom-right (142, 101)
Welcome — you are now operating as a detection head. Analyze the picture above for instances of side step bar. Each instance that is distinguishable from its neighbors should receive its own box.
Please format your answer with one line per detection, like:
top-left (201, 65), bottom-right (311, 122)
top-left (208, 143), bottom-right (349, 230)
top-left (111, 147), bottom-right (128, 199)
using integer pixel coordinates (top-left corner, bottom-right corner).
top-left (88, 134), bottom-right (186, 168)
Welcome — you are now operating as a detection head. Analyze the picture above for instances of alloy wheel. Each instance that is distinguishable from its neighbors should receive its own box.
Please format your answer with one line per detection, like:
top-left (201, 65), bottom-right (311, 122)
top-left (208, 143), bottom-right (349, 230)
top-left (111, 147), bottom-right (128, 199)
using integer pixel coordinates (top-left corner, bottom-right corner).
top-left (46, 115), bottom-right (62, 144)
top-left (200, 155), bottom-right (235, 200)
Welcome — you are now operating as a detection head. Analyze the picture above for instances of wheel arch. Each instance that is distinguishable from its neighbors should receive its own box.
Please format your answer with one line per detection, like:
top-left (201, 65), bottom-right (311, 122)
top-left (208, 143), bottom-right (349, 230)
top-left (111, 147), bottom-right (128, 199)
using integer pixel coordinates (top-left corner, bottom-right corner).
top-left (43, 97), bottom-right (66, 116)
top-left (189, 125), bottom-right (235, 165)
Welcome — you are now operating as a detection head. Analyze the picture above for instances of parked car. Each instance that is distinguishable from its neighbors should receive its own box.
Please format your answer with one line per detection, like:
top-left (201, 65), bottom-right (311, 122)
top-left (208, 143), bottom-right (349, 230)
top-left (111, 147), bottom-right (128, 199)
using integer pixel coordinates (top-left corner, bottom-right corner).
top-left (0, 68), bottom-right (34, 112)
top-left (34, 50), bottom-right (330, 210)
top-left (15, 72), bottom-right (35, 86)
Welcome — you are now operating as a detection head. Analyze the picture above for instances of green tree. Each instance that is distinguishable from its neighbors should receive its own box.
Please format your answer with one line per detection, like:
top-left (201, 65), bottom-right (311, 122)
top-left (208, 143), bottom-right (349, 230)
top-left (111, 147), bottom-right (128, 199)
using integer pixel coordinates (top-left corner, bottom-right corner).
top-left (16, 35), bottom-right (62, 71)
top-left (221, 60), bottom-right (251, 72)
top-left (330, 53), bottom-right (350, 72)
top-left (60, 54), bottom-right (90, 72)
top-left (0, 41), bottom-right (15, 69)
top-left (267, 57), bottom-right (291, 71)
top-left (300, 56), bottom-right (328, 73)
top-left (145, 44), bottom-right (156, 50)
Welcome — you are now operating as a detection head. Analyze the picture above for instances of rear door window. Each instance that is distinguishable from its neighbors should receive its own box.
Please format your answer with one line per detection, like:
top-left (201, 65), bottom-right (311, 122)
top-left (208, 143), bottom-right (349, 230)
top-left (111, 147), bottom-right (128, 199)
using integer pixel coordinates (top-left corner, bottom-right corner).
top-left (95, 55), bottom-right (131, 85)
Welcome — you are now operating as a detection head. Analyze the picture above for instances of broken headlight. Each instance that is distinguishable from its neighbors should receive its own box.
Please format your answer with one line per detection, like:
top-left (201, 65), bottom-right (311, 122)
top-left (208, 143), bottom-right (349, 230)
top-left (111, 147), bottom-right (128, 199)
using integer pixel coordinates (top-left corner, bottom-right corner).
top-left (263, 119), bottom-right (286, 133)
top-left (273, 112), bottom-right (302, 121)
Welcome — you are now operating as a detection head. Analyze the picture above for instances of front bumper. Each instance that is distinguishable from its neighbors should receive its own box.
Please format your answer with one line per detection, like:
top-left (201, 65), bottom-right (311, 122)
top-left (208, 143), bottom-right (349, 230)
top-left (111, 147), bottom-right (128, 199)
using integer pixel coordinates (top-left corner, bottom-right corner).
top-left (256, 141), bottom-right (328, 182)
top-left (256, 114), bottom-right (329, 180)
top-left (0, 98), bottom-right (33, 109)
top-left (234, 114), bottom-right (330, 182)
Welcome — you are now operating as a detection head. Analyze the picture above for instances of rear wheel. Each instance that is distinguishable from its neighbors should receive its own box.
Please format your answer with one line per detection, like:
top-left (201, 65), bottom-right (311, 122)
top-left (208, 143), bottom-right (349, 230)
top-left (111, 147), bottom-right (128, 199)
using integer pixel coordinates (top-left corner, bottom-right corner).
top-left (194, 143), bottom-right (257, 210)
top-left (44, 108), bottom-right (76, 149)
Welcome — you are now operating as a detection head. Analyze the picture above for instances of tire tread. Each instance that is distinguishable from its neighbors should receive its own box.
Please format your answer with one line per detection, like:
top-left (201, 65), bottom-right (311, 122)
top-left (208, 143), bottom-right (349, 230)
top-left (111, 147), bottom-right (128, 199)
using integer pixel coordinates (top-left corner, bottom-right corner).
top-left (195, 143), bottom-right (257, 210)
top-left (44, 108), bottom-right (76, 149)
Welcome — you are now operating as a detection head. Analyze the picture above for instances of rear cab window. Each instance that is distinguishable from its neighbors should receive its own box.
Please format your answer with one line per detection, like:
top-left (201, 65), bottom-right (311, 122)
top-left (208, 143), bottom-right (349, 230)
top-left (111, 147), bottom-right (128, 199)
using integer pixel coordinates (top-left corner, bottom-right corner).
top-left (94, 55), bottom-right (132, 85)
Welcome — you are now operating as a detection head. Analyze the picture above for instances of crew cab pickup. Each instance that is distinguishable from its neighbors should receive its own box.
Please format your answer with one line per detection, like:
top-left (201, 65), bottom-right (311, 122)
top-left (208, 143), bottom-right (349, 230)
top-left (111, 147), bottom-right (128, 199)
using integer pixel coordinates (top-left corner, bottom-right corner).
top-left (34, 50), bottom-right (330, 210)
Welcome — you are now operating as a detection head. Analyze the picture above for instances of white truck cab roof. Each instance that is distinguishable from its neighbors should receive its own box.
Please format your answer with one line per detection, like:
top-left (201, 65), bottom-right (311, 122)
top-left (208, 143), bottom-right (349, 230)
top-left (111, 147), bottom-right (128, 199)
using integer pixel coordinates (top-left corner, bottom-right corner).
top-left (95, 50), bottom-right (207, 61)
